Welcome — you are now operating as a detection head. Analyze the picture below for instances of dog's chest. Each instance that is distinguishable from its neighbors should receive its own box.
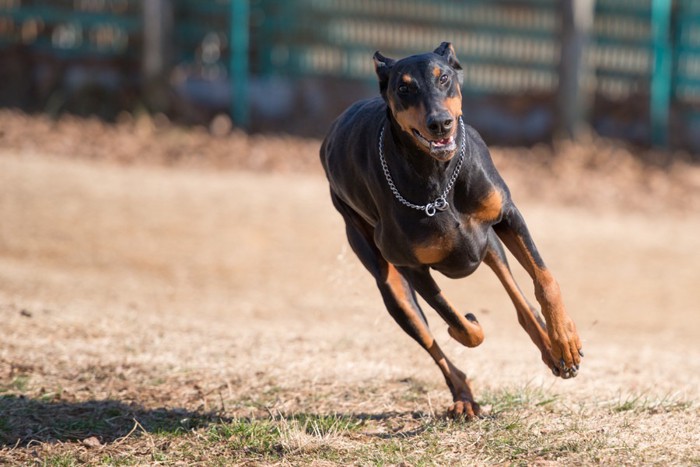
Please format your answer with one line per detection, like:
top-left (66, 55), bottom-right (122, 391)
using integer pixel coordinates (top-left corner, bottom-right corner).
top-left (376, 210), bottom-right (494, 277)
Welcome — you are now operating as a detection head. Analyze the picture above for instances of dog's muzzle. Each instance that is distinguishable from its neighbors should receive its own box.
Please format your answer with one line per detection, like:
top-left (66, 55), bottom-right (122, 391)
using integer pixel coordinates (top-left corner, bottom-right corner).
top-left (412, 129), bottom-right (458, 159)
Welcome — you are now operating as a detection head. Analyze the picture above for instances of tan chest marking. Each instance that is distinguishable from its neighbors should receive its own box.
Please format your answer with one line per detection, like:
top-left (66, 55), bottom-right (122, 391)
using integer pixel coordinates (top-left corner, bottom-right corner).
top-left (471, 189), bottom-right (503, 223)
top-left (413, 233), bottom-right (454, 265)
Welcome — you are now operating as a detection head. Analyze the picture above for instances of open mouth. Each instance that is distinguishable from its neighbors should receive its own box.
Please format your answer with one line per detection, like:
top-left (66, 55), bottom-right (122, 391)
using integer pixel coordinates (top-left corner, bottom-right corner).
top-left (412, 129), bottom-right (457, 159)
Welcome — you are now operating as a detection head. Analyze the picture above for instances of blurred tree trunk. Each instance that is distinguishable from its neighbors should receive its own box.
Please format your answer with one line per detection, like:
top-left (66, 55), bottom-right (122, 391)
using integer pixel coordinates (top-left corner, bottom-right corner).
top-left (142, 0), bottom-right (174, 113)
top-left (556, 0), bottom-right (595, 140)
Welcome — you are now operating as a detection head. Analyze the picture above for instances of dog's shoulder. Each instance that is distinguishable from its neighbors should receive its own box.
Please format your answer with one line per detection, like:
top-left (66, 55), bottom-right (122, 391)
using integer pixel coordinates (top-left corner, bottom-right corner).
top-left (322, 97), bottom-right (385, 151)
top-left (320, 97), bottom-right (387, 222)
top-left (321, 97), bottom-right (385, 181)
top-left (460, 123), bottom-right (513, 203)
top-left (463, 123), bottom-right (491, 165)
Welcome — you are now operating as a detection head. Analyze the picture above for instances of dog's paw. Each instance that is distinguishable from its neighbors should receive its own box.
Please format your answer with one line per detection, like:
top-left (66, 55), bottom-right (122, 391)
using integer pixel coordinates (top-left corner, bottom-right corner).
top-left (546, 318), bottom-right (583, 379)
top-left (447, 399), bottom-right (481, 420)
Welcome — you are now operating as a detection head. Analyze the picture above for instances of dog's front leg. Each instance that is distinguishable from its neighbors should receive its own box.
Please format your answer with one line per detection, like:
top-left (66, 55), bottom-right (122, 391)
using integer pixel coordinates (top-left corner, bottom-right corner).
top-left (400, 266), bottom-right (484, 348)
top-left (493, 205), bottom-right (583, 378)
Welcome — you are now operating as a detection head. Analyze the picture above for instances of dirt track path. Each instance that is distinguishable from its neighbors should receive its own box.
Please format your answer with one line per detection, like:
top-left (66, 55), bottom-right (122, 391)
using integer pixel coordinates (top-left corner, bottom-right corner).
top-left (1, 152), bottom-right (699, 416)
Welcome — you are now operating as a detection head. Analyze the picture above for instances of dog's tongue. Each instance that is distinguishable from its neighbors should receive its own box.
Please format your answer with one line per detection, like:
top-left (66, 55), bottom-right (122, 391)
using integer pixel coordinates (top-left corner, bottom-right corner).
top-left (431, 137), bottom-right (452, 148)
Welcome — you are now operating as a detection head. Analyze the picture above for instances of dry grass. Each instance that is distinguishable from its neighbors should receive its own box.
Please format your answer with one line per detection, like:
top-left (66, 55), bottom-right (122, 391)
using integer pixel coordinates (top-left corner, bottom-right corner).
top-left (1, 126), bottom-right (700, 465)
top-left (2, 380), bottom-right (697, 465)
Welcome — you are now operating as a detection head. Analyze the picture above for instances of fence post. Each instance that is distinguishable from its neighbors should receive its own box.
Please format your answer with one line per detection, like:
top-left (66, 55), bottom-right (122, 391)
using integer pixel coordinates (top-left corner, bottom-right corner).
top-left (556, 0), bottom-right (595, 140)
top-left (650, 0), bottom-right (672, 147)
top-left (230, 0), bottom-right (250, 129)
top-left (142, 0), bottom-right (173, 113)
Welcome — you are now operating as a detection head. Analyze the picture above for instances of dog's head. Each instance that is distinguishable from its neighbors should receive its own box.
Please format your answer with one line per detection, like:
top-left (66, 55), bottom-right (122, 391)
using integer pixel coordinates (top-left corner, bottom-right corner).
top-left (374, 42), bottom-right (464, 161)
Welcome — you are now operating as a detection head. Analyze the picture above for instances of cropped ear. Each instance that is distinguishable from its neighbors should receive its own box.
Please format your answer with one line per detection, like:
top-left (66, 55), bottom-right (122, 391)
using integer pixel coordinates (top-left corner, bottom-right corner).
top-left (373, 51), bottom-right (395, 98)
top-left (434, 42), bottom-right (463, 85)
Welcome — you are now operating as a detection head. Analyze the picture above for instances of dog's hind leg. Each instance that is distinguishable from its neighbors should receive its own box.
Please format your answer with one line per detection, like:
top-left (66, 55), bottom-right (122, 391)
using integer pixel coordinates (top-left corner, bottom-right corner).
top-left (332, 193), bottom-right (480, 418)
top-left (482, 229), bottom-right (561, 373)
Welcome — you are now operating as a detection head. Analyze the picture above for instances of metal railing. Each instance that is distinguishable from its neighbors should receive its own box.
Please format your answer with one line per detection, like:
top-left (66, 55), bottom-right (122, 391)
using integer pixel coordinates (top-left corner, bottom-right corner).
top-left (1, 0), bottom-right (699, 150)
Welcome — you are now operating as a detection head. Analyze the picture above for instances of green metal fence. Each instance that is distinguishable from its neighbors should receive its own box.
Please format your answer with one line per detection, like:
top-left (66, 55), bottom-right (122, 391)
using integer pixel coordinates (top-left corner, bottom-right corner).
top-left (1, 0), bottom-right (699, 150)
top-left (0, 0), bottom-right (142, 58)
top-left (254, 0), bottom-right (684, 146)
top-left (674, 0), bottom-right (700, 147)
top-left (256, 0), bottom-right (560, 95)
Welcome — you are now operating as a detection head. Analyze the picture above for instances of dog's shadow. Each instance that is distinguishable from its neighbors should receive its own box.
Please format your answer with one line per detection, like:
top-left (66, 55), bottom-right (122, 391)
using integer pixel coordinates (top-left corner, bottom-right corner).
top-left (0, 394), bottom-right (224, 447)
top-left (1, 395), bottom-right (462, 448)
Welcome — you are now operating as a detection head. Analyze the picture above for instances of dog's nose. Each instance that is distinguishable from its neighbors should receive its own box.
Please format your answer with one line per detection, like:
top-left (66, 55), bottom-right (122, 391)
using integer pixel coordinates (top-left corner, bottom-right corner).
top-left (427, 113), bottom-right (454, 137)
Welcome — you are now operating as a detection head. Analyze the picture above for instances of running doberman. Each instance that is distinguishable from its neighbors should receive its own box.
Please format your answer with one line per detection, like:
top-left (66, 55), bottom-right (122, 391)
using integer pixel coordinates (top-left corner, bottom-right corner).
top-left (320, 43), bottom-right (582, 418)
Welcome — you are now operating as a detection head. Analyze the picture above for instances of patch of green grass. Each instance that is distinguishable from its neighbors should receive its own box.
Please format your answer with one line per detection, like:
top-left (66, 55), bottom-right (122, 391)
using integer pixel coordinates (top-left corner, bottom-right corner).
top-left (361, 438), bottom-right (410, 466)
top-left (480, 384), bottom-right (559, 414)
top-left (614, 396), bottom-right (641, 413)
top-left (37, 453), bottom-right (81, 467)
top-left (98, 454), bottom-right (139, 466)
top-left (290, 413), bottom-right (364, 436)
top-left (611, 392), bottom-right (693, 414)
top-left (2, 384), bottom-right (697, 466)
top-left (207, 418), bottom-right (283, 457)
top-left (202, 413), bottom-right (364, 463)
top-left (4, 375), bottom-right (31, 392)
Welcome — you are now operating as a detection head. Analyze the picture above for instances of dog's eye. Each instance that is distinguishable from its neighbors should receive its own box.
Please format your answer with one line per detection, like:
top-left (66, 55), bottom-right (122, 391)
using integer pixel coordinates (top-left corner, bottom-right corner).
top-left (398, 84), bottom-right (409, 94)
top-left (439, 74), bottom-right (449, 85)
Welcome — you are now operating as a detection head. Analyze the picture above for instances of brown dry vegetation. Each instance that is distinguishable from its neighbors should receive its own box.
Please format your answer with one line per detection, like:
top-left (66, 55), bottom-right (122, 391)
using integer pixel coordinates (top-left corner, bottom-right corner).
top-left (1, 110), bottom-right (700, 465)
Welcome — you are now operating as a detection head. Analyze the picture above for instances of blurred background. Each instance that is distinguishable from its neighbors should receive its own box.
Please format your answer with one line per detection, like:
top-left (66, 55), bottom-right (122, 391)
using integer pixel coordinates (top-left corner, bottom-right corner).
top-left (0, 0), bottom-right (698, 155)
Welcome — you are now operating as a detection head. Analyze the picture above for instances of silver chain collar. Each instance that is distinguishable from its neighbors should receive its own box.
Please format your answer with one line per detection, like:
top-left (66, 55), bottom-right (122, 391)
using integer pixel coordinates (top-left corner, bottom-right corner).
top-left (379, 116), bottom-right (467, 217)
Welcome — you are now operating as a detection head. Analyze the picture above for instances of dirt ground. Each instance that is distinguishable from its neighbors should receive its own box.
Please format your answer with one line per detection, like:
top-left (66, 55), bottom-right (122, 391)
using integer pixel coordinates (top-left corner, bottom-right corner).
top-left (1, 111), bottom-right (699, 465)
